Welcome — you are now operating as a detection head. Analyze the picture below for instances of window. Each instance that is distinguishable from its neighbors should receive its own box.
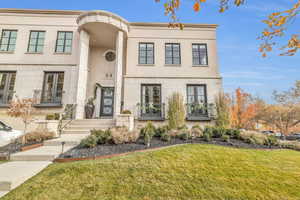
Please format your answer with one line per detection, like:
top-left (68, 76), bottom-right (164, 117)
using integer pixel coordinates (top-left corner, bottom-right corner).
top-left (139, 43), bottom-right (154, 64)
top-left (0, 72), bottom-right (16, 105)
top-left (55, 31), bottom-right (73, 53)
top-left (0, 30), bottom-right (17, 52)
top-left (192, 44), bottom-right (208, 66)
top-left (165, 43), bottom-right (181, 65)
top-left (27, 31), bottom-right (45, 53)
top-left (140, 84), bottom-right (162, 119)
top-left (186, 85), bottom-right (208, 118)
top-left (41, 72), bottom-right (64, 104)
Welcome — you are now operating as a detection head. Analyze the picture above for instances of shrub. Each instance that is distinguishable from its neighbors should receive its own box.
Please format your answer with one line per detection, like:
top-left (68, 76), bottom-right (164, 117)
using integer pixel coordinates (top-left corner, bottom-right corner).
top-left (168, 129), bottom-right (181, 137)
top-left (190, 125), bottom-right (203, 139)
top-left (178, 124), bottom-right (188, 130)
top-left (167, 92), bottom-right (186, 129)
top-left (45, 113), bottom-right (60, 120)
top-left (155, 125), bottom-right (169, 137)
top-left (264, 135), bottom-right (279, 147)
top-left (143, 122), bottom-right (156, 147)
top-left (80, 135), bottom-right (98, 148)
top-left (91, 129), bottom-right (112, 144)
top-left (215, 92), bottom-right (230, 128)
top-left (203, 126), bottom-right (214, 137)
top-left (221, 134), bottom-right (230, 142)
top-left (111, 127), bottom-right (140, 144)
top-left (212, 127), bottom-right (226, 138)
top-left (239, 131), bottom-right (267, 145)
top-left (178, 132), bottom-right (189, 141)
top-left (25, 131), bottom-right (55, 144)
top-left (225, 129), bottom-right (241, 139)
top-left (279, 140), bottom-right (300, 151)
top-left (121, 110), bottom-right (132, 114)
top-left (161, 133), bottom-right (171, 142)
top-left (203, 132), bottom-right (212, 142)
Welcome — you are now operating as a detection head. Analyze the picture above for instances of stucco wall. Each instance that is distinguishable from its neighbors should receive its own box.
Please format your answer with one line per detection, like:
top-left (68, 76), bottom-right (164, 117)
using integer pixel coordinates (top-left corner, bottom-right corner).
top-left (123, 77), bottom-right (222, 117)
top-left (126, 26), bottom-right (220, 78)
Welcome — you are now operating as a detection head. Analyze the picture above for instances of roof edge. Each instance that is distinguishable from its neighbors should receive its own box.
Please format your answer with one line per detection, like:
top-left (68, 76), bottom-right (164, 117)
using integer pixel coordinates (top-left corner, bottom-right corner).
top-left (130, 22), bottom-right (218, 28)
top-left (0, 8), bottom-right (83, 15)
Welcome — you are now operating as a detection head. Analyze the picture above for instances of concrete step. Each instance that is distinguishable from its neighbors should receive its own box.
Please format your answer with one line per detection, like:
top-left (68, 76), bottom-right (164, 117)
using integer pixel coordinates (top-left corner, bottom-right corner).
top-left (0, 161), bottom-right (51, 192)
top-left (62, 130), bottom-right (91, 135)
top-left (65, 124), bottom-right (114, 129)
top-left (10, 145), bottom-right (74, 161)
top-left (70, 119), bottom-right (115, 125)
top-left (43, 134), bottom-right (89, 146)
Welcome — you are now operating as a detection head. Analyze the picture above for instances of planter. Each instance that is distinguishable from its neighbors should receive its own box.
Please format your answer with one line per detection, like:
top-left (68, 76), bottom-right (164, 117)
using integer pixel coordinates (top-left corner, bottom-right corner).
top-left (116, 114), bottom-right (134, 131)
top-left (34, 120), bottom-right (59, 137)
top-left (20, 143), bottom-right (43, 152)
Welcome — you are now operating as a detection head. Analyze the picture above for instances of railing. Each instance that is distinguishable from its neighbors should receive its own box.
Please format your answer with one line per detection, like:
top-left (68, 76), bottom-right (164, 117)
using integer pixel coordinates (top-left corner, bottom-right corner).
top-left (186, 103), bottom-right (212, 121)
top-left (0, 91), bottom-right (15, 106)
top-left (137, 103), bottom-right (165, 121)
top-left (57, 104), bottom-right (77, 137)
top-left (33, 90), bottom-right (64, 107)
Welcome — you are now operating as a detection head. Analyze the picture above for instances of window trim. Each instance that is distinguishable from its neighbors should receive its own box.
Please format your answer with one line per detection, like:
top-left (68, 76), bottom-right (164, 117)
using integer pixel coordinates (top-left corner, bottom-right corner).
top-left (192, 43), bottom-right (208, 67)
top-left (0, 29), bottom-right (18, 53)
top-left (41, 71), bottom-right (64, 105)
top-left (186, 84), bottom-right (208, 104)
top-left (138, 42), bottom-right (155, 65)
top-left (0, 71), bottom-right (16, 105)
top-left (55, 31), bottom-right (73, 54)
top-left (27, 30), bottom-right (46, 53)
top-left (165, 43), bottom-right (181, 65)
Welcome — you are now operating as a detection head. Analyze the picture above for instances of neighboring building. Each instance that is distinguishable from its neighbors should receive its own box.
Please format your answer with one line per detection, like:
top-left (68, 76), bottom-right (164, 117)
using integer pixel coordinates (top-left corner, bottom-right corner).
top-left (0, 9), bottom-right (222, 129)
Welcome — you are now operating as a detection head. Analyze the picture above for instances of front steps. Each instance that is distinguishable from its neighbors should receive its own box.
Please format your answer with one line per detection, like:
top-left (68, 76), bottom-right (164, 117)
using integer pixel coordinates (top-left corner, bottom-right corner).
top-left (62, 119), bottom-right (115, 134)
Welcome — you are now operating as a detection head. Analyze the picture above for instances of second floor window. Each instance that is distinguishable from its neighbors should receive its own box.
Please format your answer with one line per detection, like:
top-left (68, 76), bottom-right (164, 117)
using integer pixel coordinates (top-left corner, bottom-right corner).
top-left (0, 71), bottom-right (16, 105)
top-left (0, 30), bottom-right (17, 52)
top-left (139, 43), bottom-right (154, 64)
top-left (192, 44), bottom-right (208, 66)
top-left (165, 43), bottom-right (181, 65)
top-left (27, 31), bottom-right (45, 53)
top-left (55, 31), bottom-right (73, 53)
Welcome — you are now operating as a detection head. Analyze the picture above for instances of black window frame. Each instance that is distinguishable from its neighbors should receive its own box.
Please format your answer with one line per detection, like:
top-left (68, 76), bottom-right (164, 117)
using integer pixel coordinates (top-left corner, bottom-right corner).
top-left (192, 43), bottom-right (208, 66)
top-left (165, 43), bottom-right (181, 65)
top-left (186, 84), bottom-right (208, 118)
top-left (27, 30), bottom-right (46, 53)
top-left (0, 29), bottom-right (18, 52)
top-left (138, 42), bottom-right (155, 65)
top-left (140, 84), bottom-right (163, 120)
top-left (41, 71), bottom-right (64, 105)
top-left (55, 31), bottom-right (73, 53)
top-left (0, 71), bottom-right (16, 105)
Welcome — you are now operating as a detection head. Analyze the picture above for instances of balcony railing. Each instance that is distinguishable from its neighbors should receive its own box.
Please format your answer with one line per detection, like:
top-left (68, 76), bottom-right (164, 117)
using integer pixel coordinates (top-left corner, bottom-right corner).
top-left (186, 103), bottom-right (212, 121)
top-left (0, 91), bottom-right (15, 106)
top-left (33, 90), bottom-right (64, 107)
top-left (137, 103), bottom-right (165, 121)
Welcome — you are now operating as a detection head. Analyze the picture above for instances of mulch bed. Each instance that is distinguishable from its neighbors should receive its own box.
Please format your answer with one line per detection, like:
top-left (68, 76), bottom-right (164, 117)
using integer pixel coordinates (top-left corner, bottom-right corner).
top-left (0, 141), bottom-right (43, 155)
top-left (59, 137), bottom-right (281, 160)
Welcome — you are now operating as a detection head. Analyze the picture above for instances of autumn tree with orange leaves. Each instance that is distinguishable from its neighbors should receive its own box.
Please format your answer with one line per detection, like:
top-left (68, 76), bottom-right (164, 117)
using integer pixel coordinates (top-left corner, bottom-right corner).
top-left (155, 0), bottom-right (300, 56)
top-left (229, 88), bottom-right (259, 130)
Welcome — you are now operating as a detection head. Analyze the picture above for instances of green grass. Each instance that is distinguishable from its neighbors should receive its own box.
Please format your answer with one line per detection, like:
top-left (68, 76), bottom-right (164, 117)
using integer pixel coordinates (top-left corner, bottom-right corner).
top-left (3, 144), bottom-right (300, 200)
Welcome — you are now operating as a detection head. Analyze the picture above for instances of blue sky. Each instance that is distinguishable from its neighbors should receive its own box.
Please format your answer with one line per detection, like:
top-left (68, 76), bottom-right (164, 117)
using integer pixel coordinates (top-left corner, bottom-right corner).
top-left (2, 0), bottom-right (299, 102)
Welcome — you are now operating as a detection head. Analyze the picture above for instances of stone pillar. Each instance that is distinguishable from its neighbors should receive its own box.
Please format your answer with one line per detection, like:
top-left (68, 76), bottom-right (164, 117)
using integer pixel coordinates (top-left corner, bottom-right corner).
top-left (75, 30), bottom-right (90, 119)
top-left (114, 31), bottom-right (124, 116)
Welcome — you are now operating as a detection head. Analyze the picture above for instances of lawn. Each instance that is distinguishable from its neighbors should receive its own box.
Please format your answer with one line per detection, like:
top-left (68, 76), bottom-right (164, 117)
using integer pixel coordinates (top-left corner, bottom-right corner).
top-left (3, 144), bottom-right (300, 200)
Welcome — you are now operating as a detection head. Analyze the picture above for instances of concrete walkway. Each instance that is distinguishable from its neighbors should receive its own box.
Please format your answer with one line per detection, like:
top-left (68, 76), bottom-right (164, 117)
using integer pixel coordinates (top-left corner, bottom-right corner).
top-left (0, 134), bottom-right (88, 198)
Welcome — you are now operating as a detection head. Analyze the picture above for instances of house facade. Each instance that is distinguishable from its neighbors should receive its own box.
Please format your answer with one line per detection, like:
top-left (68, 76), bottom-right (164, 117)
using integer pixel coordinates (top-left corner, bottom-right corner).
top-left (0, 9), bottom-right (222, 128)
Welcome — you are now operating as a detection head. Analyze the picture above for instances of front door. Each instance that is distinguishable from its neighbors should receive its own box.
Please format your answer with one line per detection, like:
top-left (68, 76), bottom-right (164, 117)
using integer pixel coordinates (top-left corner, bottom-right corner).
top-left (100, 87), bottom-right (114, 117)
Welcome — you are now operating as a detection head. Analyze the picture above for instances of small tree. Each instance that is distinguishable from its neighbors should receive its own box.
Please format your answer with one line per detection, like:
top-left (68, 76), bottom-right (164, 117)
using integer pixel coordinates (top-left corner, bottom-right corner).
top-left (215, 92), bottom-right (230, 128)
top-left (167, 92), bottom-right (186, 129)
top-left (7, 97), bottom-right (37, 144)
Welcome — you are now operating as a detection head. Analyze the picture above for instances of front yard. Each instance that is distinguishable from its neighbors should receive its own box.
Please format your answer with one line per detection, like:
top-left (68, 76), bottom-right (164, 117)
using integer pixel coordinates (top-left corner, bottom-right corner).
top-left (2, 144), bottom-right (300, 200)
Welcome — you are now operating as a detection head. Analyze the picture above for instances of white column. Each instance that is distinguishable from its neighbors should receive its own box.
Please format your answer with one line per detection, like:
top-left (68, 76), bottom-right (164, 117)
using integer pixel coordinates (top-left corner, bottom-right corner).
top-left (75, 30), bottom-right (90, 119)
top-left (114, 31), bottom-right (124, 116)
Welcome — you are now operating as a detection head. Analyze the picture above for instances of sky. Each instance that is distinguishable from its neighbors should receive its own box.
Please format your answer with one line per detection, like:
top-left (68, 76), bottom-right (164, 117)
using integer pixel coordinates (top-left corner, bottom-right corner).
top-left (1, 0), bottom-right (299, 102)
